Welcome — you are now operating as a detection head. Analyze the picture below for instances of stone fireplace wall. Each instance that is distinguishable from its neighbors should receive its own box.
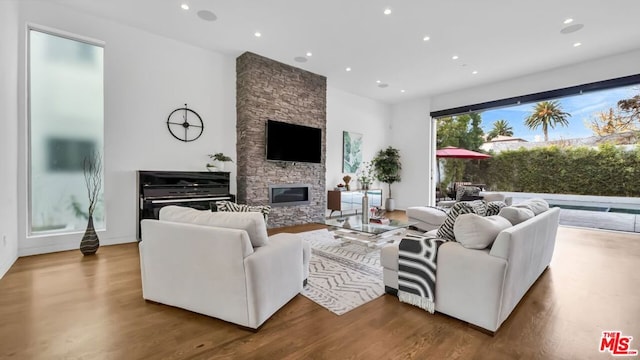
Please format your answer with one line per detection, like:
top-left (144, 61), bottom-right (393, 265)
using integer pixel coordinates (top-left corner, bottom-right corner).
top-left (236, 52), bottom-right (326, 227)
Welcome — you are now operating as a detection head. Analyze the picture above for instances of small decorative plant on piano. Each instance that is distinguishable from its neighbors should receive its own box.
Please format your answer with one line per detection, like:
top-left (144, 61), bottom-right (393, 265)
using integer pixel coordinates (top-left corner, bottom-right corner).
top-left (207, 152), bottom-right (233, 171)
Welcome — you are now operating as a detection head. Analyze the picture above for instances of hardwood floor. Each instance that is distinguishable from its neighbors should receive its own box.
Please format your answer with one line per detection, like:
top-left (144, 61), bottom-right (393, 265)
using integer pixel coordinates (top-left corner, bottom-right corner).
top-left (1, 212), bottom-right (639, 359)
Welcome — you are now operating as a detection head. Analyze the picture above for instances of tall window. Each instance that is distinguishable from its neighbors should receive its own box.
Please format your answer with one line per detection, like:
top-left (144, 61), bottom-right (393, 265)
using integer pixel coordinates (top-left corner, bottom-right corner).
top-left (28, 28), bottom-right (104, 235)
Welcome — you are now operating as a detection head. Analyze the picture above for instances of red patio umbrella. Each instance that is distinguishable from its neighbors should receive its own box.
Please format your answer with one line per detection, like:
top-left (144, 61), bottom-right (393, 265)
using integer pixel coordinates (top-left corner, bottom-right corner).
top-left (436, 146), bottom-right (491, 159)
top-left (435, 146), bottom-right (491, 196)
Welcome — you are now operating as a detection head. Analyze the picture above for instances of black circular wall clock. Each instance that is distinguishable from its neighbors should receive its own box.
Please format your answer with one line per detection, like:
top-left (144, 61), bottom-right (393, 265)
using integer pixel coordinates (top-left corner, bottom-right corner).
top-left (166, 104), bottom-right (204, 142)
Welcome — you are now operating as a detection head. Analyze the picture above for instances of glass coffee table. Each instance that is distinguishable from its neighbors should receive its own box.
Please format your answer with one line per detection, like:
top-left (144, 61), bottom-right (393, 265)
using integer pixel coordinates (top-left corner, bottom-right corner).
top-left (322, 215), bottom-right (416, 248)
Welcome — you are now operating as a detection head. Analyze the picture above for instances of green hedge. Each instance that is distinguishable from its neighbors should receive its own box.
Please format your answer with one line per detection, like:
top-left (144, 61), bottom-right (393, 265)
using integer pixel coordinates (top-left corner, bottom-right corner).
top-left (463, 144), bottom-right (640, 197)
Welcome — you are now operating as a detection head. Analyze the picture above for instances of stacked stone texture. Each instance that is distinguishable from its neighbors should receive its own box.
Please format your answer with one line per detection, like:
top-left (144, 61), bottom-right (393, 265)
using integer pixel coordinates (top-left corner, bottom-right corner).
top-left (236, 52), bottom-right (327, 228)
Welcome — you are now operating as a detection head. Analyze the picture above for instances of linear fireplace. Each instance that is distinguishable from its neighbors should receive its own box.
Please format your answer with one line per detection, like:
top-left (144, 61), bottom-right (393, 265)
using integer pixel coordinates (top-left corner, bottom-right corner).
top-left (269, 184), bottom-right (311, 207)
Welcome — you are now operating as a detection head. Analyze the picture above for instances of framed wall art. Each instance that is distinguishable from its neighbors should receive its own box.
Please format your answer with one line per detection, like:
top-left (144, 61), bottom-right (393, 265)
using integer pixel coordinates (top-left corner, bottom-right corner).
top-left (342, 131), bottom-right (363, 173)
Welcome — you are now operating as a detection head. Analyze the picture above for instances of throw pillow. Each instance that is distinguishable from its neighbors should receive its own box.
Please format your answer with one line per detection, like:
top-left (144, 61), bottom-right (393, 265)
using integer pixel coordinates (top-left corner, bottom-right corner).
top-left (486, 201), bottom-right (507, 216)
top-left (159, 205), bottom-right (270, 247)
top-left (466, 199), bottom-right (488, 216)
top-left (514, 198), bottom-right (549, 215)
top-left (498, 206), bottom-right (535, 225)
top-left (453, 214), bottom-right (512, 249)
top-left (436, 200), bottom-right (487, 241)
top-left (215, 201), bottom-right (272, 221)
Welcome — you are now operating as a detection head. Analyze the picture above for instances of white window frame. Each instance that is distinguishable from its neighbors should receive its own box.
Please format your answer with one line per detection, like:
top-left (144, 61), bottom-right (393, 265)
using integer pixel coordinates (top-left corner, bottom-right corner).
top-left (26, 24), bottom-right (105, 238)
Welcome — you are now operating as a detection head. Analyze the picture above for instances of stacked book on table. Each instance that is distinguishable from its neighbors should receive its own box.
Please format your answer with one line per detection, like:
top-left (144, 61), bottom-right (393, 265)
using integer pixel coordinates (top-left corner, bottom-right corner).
top-left (369, 217), bottom-right (390, 225)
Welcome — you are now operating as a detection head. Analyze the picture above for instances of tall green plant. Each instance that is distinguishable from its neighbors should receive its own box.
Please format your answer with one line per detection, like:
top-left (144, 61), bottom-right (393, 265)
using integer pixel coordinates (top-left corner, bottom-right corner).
top-left (436, 112), bottom-right (485, 151)
top-left (372, 147), bottom-right (402, 198)
top-left (436, 112), bottom-right (485, 190)
top-left (487, 119), bottom-right (514, 140)
top-left (524, 101), bottom-right (570, 142)
top-left (442, 159), bottom-right (465, 190)
top-left (618, 93), bottom-right (640, 124)
top-left (463, 144), bottom-right (640, 196)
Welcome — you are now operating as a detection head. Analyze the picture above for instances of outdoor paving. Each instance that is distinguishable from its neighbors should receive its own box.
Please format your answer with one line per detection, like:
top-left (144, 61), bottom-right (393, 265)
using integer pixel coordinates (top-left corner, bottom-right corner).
top-left (558, 209), bottom-right (638, 233)
top-left (486, 191), bottom-right (640, 233)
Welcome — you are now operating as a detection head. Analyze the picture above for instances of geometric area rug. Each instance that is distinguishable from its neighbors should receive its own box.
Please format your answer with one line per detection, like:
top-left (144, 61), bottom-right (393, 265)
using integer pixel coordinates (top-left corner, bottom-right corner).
top-left (298, 229), bottom-right (385, 315)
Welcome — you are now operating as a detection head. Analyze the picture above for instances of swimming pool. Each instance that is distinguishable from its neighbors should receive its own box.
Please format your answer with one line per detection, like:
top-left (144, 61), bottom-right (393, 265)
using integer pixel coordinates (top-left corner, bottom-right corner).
top-left (549, 203), bottom-right (640, 215)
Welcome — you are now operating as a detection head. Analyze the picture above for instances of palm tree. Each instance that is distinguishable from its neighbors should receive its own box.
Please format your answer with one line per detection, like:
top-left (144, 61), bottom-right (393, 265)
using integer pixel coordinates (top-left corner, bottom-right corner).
top-left (486, 119), bottom-right (514, 140)
top-left (524, 100), bottom-right (570, 142)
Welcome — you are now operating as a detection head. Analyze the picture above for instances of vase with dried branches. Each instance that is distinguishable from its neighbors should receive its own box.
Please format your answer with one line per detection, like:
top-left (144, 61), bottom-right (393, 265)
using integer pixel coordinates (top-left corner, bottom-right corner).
top-left (80, 152), bottom-right (102, 255)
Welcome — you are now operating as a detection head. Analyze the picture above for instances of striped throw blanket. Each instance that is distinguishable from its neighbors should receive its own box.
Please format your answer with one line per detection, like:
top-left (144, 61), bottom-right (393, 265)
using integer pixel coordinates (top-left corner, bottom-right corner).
top-left (215, 201), bottom-right (271, 221)
top-left (398, 234), bottom-right (448, 314)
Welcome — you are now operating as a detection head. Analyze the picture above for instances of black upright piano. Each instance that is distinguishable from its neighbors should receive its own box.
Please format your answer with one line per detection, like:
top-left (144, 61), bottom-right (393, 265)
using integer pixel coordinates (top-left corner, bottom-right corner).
top-left (137, 171), bottom-right (235, 239)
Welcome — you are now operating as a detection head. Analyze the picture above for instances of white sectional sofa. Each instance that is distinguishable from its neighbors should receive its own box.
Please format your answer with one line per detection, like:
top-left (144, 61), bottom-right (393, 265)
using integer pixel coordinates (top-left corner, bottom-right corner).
top-left (381, 205), bottom-right (560, 332)
top-left (408, 193), bottom-right (513, 232)
top-left (139, 206), bottom-right (310, 329)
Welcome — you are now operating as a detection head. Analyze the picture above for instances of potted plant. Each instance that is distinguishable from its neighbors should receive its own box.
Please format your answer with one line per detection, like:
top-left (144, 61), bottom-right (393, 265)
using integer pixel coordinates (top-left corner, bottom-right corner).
top-left (207, 153), bottom-right (233, 171)
top-left (356, 161), bottom-right (374, 190)
top-left (372, 146), bottom-right (402, 211)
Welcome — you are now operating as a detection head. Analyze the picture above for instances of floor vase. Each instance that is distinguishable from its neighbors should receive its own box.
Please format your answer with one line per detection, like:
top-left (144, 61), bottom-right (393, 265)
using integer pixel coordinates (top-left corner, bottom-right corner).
top-left (386, 198), bottom-right (396, 211)
top-left (80, 216), bottom-right (100, 255)
top-left (361, 192), bottom-right (369, 224)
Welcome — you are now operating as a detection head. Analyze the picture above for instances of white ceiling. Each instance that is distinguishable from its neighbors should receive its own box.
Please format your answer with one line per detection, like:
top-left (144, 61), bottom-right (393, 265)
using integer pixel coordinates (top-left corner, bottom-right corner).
top-left (51, 0), bottom-right (640, 104)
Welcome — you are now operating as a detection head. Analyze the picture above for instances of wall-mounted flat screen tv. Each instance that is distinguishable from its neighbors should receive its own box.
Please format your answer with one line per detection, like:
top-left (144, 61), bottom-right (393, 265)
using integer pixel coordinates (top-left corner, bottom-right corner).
top-left (266, 120), bottom-right (322, 163)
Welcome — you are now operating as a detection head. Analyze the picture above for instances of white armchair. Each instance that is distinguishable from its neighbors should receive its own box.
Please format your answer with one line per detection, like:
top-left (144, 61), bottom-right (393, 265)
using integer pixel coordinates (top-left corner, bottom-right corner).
top-left (139, 206), bottom-right (306, 329)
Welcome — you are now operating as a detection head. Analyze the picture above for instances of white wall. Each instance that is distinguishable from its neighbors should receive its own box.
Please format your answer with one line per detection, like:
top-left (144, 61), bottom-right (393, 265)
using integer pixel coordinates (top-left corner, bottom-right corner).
top-left (326, 87), bottom-right (434, 213)
top-left (0, 0), bottom-right (19, 278)
top-left (15, 1), bottom-right (237, 255)
top-left (326, 86), bottom-right (391, 202)
top-left (431, 49), bottom-right (640, 112)
top-left (390, 98), bottom-right (433, 210)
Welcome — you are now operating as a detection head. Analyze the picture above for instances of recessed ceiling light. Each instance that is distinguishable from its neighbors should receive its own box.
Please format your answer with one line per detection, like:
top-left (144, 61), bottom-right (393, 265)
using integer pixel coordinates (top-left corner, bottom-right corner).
top-left (197, 10), bottom-right (217, 21)
top-left (254, 32), bottom-right (262, 37)
top-left (376, 80), bottom-right (381, 84)
top-left (400, 89), bottom-right (406, 93)
top-left (384, 8), bottom-right (392, 15)
top-left (181, 3), bottom-right (189, 10)
top-left (423, 36), bottom-right (430, 41)
top-left (472, 70), bottom-right (478, 75)
top-left (345, 67), bottom-right (352, 72)
top-left (564, 18), bottom-right (574, 24)
top-left (560, 23), bottom-right (584, 34)
top-left (306, 52), bottom-right (312, 57)
top-left (573, 42), bottom-right (582, 47)
top-left (452, 55), bottom-right (459, 60)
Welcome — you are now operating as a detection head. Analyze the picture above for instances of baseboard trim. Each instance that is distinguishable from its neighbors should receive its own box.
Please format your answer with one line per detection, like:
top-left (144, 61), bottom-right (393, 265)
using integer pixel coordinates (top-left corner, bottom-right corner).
top-left (384, 286), bottom-right (398, 296)
top-left (467, 322), bottom-right (496, 336)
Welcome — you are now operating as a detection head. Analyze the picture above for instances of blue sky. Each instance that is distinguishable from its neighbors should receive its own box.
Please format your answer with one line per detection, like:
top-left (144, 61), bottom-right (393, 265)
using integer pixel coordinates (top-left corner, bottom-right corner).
top-left (480, 84), bottom-right (639, 142)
